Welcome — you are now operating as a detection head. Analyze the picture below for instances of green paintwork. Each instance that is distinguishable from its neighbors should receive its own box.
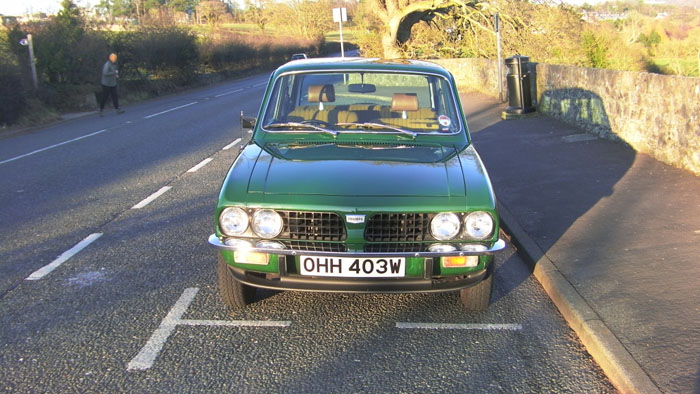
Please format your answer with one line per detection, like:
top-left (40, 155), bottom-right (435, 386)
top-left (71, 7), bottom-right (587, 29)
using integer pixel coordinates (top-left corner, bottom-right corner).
top-left (215, 58), bottom-right (499, 278)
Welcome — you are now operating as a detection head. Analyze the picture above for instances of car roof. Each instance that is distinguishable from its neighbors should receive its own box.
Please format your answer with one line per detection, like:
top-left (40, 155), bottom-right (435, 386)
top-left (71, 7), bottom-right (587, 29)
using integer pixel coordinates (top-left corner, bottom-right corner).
top-left (273, 57), bottom-right (453, 79)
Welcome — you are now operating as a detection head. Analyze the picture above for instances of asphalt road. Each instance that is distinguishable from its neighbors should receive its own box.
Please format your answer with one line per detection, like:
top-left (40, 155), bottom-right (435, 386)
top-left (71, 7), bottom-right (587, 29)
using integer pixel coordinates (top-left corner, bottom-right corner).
top-left (0, 69), bottom-right (615, 392)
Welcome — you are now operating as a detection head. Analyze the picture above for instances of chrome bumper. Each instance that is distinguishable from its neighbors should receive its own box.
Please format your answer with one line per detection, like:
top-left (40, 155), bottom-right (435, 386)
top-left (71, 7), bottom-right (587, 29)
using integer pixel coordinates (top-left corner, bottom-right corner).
top-left (208, 234), bottom-right (506, 258)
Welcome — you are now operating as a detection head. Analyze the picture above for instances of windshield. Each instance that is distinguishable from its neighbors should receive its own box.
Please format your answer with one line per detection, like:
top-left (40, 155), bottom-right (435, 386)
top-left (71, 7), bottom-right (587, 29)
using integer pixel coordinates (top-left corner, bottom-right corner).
top-left (261, 71), bottom-right (462, 135)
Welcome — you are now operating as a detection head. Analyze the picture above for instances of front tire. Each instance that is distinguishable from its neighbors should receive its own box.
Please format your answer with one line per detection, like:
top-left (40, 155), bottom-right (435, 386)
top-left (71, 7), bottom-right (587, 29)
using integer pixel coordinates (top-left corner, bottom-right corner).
top-left (459, 262), bottom-right (494, 312)
top-left (218, 253), bottom-right (256, 310)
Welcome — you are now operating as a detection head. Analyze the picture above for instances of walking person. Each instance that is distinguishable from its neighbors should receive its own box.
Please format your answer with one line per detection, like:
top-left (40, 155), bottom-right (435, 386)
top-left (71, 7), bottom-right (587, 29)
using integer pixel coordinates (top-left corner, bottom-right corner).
top-left (99, 53), bottom-right (124, 116)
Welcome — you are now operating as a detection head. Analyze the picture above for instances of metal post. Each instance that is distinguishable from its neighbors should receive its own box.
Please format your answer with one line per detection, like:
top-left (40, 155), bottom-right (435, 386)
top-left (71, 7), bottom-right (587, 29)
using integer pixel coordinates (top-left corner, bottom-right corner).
top-left (494, 14), bottom-right (503, 102)
top-left (333, 8), bottom-right (347, 58)
top-left (339, 20), bottom-right (345, 58)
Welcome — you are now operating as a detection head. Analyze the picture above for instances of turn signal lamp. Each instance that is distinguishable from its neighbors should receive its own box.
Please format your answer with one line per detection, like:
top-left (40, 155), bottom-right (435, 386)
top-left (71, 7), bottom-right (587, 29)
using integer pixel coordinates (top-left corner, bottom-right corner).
top-left (234, 250), bottom-right (269, 265)
top-left (442, 256), bottom-right (479, 268)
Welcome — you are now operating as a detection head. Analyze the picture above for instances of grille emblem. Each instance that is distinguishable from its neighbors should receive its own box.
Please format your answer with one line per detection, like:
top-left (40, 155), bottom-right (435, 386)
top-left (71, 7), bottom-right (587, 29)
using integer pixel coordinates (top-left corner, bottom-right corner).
top-left (346, 214), bottom-right (365, 224)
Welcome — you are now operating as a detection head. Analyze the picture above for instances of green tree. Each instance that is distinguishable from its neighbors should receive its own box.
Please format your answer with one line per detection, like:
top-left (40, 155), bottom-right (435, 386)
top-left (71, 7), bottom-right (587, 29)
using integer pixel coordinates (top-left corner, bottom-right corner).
top-left (639, 31), bottom-right (661, 48)
top-left (33, 0), bottom-right (88, 83)
top-left (581, 31), bottom-right (610, 68)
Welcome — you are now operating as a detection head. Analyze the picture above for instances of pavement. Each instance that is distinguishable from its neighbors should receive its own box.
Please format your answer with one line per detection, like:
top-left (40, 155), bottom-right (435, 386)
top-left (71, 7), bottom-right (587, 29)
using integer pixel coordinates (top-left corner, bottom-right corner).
top-left (462, 92), bottom-right (700, 394)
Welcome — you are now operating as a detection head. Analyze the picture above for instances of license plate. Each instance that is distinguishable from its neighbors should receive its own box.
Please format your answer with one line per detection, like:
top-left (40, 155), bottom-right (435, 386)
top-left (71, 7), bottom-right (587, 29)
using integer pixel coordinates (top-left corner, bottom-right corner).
top-left (300, 256), bottom-right (405, 278)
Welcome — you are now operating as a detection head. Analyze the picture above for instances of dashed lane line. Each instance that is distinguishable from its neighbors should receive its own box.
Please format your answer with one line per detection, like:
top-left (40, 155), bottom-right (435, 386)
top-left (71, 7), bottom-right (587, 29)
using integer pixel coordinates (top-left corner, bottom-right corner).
top-left (187, 158), bottom-right (213, 173)
top-left (127, 287), bottom-right (291, 371)
top-left (0, 129), bottom-right (108, 166)
top-left (222, 138), bottom-right (242, 151)
top-left (396, 322), bottom-right (523, 330)
top-left (25, 233), bottom-right (103, 280)
top-left (144, 102), bottom-right (198, 119)
top-left (132, 186), bottom-right (172, 209)
top-left (215, 88), bottom-right (244, 98)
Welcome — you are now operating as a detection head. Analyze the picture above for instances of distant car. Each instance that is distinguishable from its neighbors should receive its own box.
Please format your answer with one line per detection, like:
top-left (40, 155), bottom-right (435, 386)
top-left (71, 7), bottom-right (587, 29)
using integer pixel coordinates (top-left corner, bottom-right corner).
top-left (290, 53), bottom-right (308, 60)
top-left (209, 58), bottom-right (505, 311)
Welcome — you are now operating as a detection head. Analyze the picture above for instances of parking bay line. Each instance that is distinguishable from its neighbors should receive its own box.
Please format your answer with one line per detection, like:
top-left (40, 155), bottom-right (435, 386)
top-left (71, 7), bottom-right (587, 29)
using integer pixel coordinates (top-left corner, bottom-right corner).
top-left (127, 287), bottom-right (291, 371)
top-left (132, 186), bottom-right (172, 209)
top-left (396, 322), bottom-right (523, 330)
top-left (25, 233), bottom-right (103, 280)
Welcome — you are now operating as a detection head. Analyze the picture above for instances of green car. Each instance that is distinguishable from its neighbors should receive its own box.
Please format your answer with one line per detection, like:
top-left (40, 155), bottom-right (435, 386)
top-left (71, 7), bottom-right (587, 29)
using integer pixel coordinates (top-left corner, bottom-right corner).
top-left (209, 58), bottom-right (506, 311)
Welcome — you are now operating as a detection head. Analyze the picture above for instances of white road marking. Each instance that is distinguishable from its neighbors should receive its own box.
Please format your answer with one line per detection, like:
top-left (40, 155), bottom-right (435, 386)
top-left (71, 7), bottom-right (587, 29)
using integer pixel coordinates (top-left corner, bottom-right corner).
top-left (128, 287), bottom-right (290, 371)
top-left (396, 322), bottom-right (523, 330)
top-left (215, 88), bottom-right (244, 98)
top-left (26, 233), bottom-right (103, 280)
top-left (178, 319), bottom-right (291, 327)
top-left (132, 186), bottom-right (172, 209)
top-left (127, 288), bottom-right (197, 371)
top-left (253, 82), bottom-right (267, 87)
top-left (187, 158), bottom-right (212, 173)
top-left (144, 102), bottom-right (197, 119)
top-left (562, 134), bottom-right (598, 143)
top-left (222, 138), bottom-right (242, 150)
top-left (0, 129), bottom-right (107, 165)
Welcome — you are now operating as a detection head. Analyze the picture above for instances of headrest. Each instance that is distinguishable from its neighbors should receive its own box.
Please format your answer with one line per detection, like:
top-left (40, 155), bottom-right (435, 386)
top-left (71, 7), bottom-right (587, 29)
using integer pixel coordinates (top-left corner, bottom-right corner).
top-left (391, 93), bottom-right (419, 112)
top-left (308, 84), bottom-right (335, 103)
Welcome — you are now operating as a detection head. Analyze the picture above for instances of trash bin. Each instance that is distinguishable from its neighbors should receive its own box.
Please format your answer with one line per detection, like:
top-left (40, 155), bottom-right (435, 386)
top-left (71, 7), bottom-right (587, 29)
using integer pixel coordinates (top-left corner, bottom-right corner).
top-left (505, 55), bottom-right (535, 114)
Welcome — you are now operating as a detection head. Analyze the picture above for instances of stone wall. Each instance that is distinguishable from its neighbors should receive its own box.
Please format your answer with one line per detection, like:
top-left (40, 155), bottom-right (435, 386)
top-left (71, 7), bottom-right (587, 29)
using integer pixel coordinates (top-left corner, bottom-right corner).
top-left (433, 59), bottom-right (700, 176)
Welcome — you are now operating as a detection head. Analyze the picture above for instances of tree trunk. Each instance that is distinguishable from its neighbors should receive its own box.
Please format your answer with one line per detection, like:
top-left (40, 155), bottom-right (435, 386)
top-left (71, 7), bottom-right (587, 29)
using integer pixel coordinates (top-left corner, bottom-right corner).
top-left (382, 17), bottom-right (402, 58)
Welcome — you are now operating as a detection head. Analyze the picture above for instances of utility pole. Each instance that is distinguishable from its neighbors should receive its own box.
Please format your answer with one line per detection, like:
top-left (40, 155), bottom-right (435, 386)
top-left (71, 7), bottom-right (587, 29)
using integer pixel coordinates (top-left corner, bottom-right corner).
top-left (19, 34), bottom-right (38, 90)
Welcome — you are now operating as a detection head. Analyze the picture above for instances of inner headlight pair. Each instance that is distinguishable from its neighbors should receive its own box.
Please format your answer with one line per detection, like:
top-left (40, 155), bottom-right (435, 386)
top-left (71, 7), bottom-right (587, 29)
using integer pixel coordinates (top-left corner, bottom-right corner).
top-left (219, 207), bottom-right (283, 238)
top-left (430, 211), bottom-right (494, 241)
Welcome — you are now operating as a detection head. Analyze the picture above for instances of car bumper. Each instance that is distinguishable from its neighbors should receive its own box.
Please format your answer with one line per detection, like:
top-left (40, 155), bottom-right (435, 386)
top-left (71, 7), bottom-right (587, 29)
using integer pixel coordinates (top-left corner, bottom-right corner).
top-left (209, 234), bottom-right (505, 293)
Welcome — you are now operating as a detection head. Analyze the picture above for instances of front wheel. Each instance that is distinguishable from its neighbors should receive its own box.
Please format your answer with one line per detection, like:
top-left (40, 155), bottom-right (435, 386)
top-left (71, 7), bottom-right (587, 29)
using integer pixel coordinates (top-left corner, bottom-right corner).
top-left (459, 262), bottom-right (494, 312)
top-left (218, 254), bottom-right (256, 311)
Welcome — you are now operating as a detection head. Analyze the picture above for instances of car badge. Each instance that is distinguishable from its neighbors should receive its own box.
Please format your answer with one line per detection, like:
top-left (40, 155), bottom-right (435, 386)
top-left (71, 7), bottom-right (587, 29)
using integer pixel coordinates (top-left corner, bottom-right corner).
top-left (346, 214), bottom-right (365, 224)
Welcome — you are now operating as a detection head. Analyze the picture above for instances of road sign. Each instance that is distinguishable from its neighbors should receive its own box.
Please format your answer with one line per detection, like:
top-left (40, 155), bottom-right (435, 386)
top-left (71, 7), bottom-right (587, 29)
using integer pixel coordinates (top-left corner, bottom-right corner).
top-left (333, 7), bottom-right (347, 23)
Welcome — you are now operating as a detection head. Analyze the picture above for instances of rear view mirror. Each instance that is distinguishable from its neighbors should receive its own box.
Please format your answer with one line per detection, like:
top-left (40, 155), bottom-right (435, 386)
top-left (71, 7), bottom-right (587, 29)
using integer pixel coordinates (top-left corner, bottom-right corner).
top-left (241, 111), bottom-right (256, 130)
top-left (348, 83), bottom-right (376, 93)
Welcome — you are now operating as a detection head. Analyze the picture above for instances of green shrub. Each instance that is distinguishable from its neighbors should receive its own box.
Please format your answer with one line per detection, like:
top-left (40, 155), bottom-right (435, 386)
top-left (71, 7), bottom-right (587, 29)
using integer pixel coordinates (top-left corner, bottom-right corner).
top-left (110, 27), bottom-right (199, 83)
top-left (0, 62), bottom-right (27, 126)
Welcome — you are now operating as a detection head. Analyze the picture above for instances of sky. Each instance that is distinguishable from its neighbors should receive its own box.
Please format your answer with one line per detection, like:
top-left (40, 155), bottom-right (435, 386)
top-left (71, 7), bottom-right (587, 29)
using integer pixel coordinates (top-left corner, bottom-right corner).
top-left (0, 0), bottom-right (93, 16)
top-left (0, 0), bottom-right (621, 17)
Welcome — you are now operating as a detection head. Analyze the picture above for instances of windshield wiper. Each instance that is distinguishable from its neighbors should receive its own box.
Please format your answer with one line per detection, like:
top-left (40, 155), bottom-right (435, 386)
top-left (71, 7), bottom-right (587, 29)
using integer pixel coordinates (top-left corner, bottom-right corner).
top-left (265, 122), bottom-right (337, 137)
top-left (336, 122), bottom-right (417, 139)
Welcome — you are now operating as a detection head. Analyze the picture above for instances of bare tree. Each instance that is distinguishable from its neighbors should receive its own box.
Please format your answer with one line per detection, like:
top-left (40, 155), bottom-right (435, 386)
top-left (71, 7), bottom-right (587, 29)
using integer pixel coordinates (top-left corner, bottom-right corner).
top-left (197, 0), bottom-right (229, 25)
top-left (364, 0), bottom-right (500, 58)
top-left (269, 0), bottom-right (333, 40)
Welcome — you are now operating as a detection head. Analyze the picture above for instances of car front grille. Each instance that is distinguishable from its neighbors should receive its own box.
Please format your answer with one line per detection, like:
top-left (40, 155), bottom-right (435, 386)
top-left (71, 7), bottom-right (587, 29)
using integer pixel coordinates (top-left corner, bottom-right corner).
top-left (279, 211), bottom-right (346, 241)
top-left (286, 241), bottom-right (347, 253)
top-left (365, 213), bottom-right (433, 242)
top-left (364, 243), bottom-right (427, 253)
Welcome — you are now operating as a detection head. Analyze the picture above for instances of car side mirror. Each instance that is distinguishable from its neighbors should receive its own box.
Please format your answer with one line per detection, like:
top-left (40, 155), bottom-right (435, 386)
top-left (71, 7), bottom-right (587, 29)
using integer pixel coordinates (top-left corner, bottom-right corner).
top-left (241, 111), bottom-right (256, 130)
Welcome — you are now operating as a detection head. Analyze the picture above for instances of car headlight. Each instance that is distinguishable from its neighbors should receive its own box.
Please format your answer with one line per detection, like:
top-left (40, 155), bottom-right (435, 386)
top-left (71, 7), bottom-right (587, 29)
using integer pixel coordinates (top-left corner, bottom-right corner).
top-left (464, 211), bottom-right (494, 240)
top-left (219, 207), bottom-right (249, 236)
top-left (252, 209), bottom-right (284, 239)
top-left (430, 212), bottom-right (461, 241)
